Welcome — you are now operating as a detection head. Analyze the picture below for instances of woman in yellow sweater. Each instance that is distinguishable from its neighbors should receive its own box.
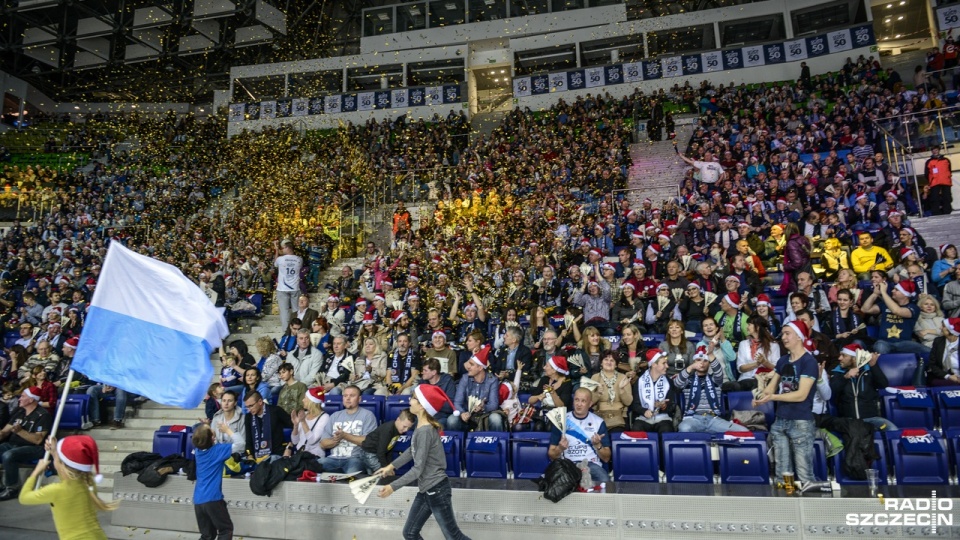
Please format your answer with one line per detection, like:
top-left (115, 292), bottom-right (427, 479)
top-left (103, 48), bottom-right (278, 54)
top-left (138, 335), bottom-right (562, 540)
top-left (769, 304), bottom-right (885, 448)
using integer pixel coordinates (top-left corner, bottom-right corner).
top-left (19, 435), bottom-right (117, 539)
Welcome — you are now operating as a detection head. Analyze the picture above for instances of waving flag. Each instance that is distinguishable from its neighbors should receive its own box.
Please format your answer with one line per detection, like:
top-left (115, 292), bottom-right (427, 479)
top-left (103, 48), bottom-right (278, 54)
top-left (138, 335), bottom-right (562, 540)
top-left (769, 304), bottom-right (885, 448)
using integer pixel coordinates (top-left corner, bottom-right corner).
top-left (71, 243), bottom-right (229, 408)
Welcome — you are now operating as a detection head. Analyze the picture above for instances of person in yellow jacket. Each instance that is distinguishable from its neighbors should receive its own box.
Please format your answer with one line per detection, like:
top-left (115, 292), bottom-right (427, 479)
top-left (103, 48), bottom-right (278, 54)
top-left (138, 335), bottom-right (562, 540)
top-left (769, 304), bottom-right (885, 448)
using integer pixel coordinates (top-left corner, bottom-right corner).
top-left (851, 232), bottom-right (894, 279)
top-left (18, 436), bottom-right (117, 539)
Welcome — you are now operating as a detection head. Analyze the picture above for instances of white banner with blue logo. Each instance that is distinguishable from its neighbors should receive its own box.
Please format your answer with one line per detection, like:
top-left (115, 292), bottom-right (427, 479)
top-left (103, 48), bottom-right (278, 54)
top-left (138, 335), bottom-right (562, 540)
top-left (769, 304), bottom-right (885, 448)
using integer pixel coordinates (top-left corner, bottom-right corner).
top-left (701, 51), bottom-right (722, 73)
top-left (784, 39), bottom-right (808, 62)
top-left (742, 45), bottom-right (764, 68)
top-left (292, 97), bottom-right (309, 116)
top-left (937, 4), bottom-right (960, 30)
top-left (662, 56), bottom-right (682, 78)
top-left (426, 86), bottom-right (442, 106)
top-left (585, 66), bottom-right (605, 88)
top-left (391, 89), bottom-right (408, 108)
top-left (228, 103), bottom-right (245, 122)
top-left (550, 72), bottom-right (566, 92)
top-left (260, 100), bottom-right (277, 120)
top-left (514, 77), bottom-right (531, 97)
top-left (623, 62), bottom-right (643, 82)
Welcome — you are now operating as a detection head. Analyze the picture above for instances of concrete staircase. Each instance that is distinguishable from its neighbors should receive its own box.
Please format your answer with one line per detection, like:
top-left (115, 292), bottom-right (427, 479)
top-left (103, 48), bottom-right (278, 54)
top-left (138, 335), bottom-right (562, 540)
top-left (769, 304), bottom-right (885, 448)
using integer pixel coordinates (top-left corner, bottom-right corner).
top-left (624, 121), bottom-right (695, 209)
top-left (89, 256), bottom-right (366, 494)
top-left (907, 213), bottom-right (960, 252)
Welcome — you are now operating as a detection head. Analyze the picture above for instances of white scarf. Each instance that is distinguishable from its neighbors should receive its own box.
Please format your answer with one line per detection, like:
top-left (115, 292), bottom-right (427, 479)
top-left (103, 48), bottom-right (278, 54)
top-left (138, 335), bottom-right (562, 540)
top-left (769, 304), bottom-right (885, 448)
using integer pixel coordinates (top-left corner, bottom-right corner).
top-left (638, 370), bottom-right (670, 412)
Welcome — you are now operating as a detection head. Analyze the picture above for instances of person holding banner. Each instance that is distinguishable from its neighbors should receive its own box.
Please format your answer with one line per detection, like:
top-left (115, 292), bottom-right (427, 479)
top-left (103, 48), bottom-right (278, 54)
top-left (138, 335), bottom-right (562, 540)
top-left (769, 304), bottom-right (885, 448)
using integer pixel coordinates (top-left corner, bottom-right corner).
top-left (547, 387), bottom-right (612, 483)
top-left (18, 435), bottom-right (116, 538)
top-left (376, 384), bottom-right (471, 540)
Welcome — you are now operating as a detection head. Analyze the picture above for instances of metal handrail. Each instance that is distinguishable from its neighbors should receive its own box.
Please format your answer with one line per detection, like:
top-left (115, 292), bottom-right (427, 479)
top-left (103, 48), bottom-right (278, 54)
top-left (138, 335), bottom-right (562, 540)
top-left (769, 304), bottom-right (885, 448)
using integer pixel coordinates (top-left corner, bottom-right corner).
top-left (869, 116), bottom-right (924, 216)
top-left (873, 104), bottom-right (960, 123)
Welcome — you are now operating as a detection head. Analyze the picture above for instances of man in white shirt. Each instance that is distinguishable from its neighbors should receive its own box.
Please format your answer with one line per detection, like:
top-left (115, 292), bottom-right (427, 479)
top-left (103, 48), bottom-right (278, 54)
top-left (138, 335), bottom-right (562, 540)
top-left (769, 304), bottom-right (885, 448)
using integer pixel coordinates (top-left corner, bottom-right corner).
top-left (680, 151), bottom-right (724, 185)
top-left (274, 239), bottom-right (302, 331)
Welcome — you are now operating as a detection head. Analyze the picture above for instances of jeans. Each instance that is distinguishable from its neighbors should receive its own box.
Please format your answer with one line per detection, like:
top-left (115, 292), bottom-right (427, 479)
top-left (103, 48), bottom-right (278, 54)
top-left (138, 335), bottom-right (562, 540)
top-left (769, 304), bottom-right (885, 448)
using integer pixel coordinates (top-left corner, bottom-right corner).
top-left (678, 414), bottom-right (750, 433)
top-left (872, 340), bottom-right (930, 356)
top-left (87, 384), bottom-right (127, 423)
top-left (586, 462), bottom-right (609, 483)
top-left (402, 478), bottom-right (471, 540)
top-left (319, 455), bottom-right (364, 474)
top-left (771, 417), bottom-right (816, 484)
top-left (0, 442), bottom-right (45, 488)
top-left (360, 451), bottom-right (382, 474)
top-left (862, 416), bottom-right (898, 431)
top-left (445, 411), bottom-right (505, 432)
top-left (277, 290), bottom-right (297, 331)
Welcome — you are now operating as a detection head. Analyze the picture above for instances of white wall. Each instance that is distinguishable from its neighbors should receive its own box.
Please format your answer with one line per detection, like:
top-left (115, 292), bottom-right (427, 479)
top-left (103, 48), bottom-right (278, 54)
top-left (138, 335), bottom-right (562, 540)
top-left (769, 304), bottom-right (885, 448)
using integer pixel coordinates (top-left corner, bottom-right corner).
top-left (513, 45), bottom-right (874, 111)
top-left (226, 103), bottom-right (464, 137)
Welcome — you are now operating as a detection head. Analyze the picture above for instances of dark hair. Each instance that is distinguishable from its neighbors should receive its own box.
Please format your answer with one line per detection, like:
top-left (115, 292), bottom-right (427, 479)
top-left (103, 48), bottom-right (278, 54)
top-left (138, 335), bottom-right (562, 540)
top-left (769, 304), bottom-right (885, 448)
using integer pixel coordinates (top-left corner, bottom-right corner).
top-left (192, 424), bottom-right (214, 450)
top-left (244, 390), bottom-right (263, 404)
top-left (397, 409), bottom-right (416, 423)
top-left (747, 314), bottom-right (775, 352)
top-left (422, 357), bottom-right (441, 372)
top-left (795, 308), bottom-right (815, 322)
top-left (229, 340), bottom-right (250, 357)
top-left (243, 368), bottom-right (262, 391)
top-left (222, 390), bottom-right (239, 402)
top-left (278, 362), bottom-right (294, 372)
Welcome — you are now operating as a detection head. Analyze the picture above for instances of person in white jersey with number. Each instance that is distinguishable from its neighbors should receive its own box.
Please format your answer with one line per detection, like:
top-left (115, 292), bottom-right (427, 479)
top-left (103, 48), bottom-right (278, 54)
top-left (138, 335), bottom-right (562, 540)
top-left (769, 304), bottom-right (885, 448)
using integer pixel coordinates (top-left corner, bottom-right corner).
top-left (547, 387), bottom-right (612, 483)
top-left (679, 150), bottom-right (724, 186)
top-left (274, 239), bottom-right (303, 332)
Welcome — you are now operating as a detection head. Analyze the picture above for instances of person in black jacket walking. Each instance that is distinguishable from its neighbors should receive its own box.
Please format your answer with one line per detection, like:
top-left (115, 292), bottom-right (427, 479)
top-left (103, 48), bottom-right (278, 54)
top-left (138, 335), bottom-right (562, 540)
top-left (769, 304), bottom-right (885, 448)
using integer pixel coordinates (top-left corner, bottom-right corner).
top-left (828, 344), bottom-right (896, 431)
top-left (243, 391), bottom-right (293, 461)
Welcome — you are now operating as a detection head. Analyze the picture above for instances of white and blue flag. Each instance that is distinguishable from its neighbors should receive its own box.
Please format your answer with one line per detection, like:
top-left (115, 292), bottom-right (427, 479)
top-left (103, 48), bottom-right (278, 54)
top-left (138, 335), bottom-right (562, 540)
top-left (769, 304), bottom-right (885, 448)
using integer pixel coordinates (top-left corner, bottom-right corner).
top-left (71, 243), bottom-right (229, 408)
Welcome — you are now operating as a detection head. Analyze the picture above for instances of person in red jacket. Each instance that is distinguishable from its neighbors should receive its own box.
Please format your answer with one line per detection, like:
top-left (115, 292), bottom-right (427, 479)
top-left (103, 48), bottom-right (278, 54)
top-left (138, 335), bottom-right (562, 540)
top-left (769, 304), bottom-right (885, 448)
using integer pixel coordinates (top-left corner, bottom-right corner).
top-left (924, 146), bottom-right (953, 216)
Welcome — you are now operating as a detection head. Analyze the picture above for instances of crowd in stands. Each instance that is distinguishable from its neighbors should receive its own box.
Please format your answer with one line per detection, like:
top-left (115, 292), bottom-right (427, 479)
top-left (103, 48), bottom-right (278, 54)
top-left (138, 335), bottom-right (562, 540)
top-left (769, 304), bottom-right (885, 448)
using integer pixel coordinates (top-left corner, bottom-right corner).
top-left (0, 54), bottom-right (958, 497)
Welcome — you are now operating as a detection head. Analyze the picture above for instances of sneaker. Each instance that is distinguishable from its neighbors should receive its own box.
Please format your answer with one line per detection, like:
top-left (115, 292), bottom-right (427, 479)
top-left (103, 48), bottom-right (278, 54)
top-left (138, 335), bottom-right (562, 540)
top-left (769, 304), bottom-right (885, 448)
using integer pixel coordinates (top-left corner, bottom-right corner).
top-left (0, 487), bottom-right (19, 501)
top-left (110, 420), bottom-right (124, 429)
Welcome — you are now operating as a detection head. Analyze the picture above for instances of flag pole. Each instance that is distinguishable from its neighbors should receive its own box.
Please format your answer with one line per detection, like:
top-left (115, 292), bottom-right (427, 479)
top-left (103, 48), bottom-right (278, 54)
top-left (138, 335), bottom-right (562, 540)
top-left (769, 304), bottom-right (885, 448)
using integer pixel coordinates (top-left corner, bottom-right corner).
top-left (35, 368), bottom-right (76, 489)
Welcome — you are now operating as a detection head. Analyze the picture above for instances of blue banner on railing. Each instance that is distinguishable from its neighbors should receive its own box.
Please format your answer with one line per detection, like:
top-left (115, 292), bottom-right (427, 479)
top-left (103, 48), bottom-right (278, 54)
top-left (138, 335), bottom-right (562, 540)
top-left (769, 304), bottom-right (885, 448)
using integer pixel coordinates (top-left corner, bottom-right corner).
top-left (510, 23), bottom-right (876, 98)
top-left (228, 84), bottom-right (464, 122)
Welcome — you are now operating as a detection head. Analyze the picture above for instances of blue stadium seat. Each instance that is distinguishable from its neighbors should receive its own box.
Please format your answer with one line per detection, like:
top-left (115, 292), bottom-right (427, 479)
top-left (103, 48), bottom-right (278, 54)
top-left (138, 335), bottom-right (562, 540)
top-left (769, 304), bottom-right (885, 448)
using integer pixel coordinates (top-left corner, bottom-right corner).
top-left (611, 435), bottom-right (660, 482)
top-left (812, 438), bottom-right (828, 482)
top-left (185, 433), bottom-right (196, 460)
top-left (662, 432), bottom-right (712, 483)
top-left (441, 432), bottom-right (463, 477)
top-left (886, 430), bottom-right (950, 485)
top-left (947, 429), bottom-right (960, 478)
top-left (509, 433), bottom-right (552, 480)
top-left (59, 394), bottom-right (89, 430)
top-left (881, 393), bottom-right (935, 430)
top-left (831, 434), bottom-right (889, 485)
top-left (765, 272), bottom-right (784, 286)
top-left (359, 395), bottom-right (385, 422)
top-left (642, 334), bottom-right (665, 348)
top-left (876, 354), bottom-right (919, 387)
top-left (153, 425), bottom-right (191, 456)
top-left (934, 387), bottom-right (960, 431)
top-left (464, 431), bottom-right (508, 478)
top-left (3, 330), bottom-right (18, 349)
top-left (717, 436), bottom-right (769, 484)
top-left (384, 395), bottom-right (410, 422)
top-left (324, 395), bottom-right (344, 414)
top-left (724, 391), bottom-right (773, 429)
top-left (390, 434), bottom-right (414, 476)
top-left (282, 428), bottom-right (292, 443)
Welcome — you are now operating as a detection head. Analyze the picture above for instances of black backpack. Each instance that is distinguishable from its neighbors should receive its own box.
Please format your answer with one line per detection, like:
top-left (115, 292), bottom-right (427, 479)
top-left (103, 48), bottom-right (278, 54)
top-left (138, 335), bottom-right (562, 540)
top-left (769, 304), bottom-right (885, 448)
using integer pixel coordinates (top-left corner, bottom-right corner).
top-left (136, 454), bottom-right (191, 488)
top-left (536, 458), bottom-right (581, 503)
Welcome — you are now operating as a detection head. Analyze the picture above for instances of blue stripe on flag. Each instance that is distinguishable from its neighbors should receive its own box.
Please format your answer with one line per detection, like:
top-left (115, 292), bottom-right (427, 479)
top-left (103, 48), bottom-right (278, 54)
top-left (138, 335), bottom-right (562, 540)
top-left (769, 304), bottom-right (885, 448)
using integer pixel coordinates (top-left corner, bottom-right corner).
top-left (71, 306), bottom-right (215, 409)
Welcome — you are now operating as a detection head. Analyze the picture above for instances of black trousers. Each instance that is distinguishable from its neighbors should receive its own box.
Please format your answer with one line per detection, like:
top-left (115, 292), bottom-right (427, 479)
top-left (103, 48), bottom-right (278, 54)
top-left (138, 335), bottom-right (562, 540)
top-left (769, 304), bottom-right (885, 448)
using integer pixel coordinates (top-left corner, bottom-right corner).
top-left (929, 185), bottom-right (953, 216)
top-left (195, 500), bottom-right (234, 540)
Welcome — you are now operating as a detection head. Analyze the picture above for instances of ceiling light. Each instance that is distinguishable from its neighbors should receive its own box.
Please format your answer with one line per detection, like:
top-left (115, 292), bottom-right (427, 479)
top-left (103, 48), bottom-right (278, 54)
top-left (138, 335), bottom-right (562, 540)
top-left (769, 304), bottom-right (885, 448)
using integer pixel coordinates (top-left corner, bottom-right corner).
top-left (493, 78), bottom-right (499, 82)
top-left (897, 16), bottom-right (903, 20)
top-left (886, 3), bottom-right (892, 7)
top-left (895, 34), bottom-right (902, 38)
top-left (899, 0), bottom-right (905, 4)
top-left (500, 69), bottom-right (505, 73)
top-left (885, 18), bottom-right (891, 23)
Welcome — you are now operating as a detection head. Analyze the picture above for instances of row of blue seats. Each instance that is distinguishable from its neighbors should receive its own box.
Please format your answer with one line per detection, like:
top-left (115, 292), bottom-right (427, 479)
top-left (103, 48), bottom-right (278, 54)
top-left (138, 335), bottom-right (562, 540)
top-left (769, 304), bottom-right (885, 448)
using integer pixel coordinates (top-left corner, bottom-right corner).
top-left (149, 426), bottom-right (960, 486)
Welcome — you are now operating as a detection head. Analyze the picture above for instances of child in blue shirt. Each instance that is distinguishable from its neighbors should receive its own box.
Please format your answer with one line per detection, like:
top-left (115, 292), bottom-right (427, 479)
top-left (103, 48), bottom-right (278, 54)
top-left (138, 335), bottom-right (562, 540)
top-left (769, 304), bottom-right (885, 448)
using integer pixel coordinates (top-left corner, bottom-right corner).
top-left (192, 424), bottom-right (239, 539)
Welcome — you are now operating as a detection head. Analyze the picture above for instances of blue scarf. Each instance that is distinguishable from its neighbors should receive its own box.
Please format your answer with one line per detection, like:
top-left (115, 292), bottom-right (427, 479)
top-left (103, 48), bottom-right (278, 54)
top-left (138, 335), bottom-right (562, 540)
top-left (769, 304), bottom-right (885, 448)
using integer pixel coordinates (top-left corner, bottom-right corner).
top-left (833, 307), bottom-right (861, 334)
top-left (251, 409), bottom-right (273, 459)
top-left (686, 373), bottom-right (722, 416)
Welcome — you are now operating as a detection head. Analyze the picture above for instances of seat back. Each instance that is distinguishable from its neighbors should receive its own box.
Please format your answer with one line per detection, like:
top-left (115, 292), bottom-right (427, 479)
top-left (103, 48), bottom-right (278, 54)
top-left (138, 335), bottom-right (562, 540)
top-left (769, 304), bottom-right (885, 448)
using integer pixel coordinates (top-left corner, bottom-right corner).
top-left (464, 431), bottom-right (508, 478)
top-left (812, 438), bottom-right (829, 482)
top-left (876, 354), bottom-right (919, 387)
top-left (642, 334), bottom-right (665, 349)
top-left (59, 394), bottom-right (89, 430)
top-left (384, 395), bottom-right (411, 422)
top-left (441, 432), bottom-right (463, 477)
top-left (509, 433), bottom-right (552, 480)
top-left (358, 395), bottom-right (385, 423)
top-left (935, 388), bottom-right (960, 432)
top-left (831, 434), bottom-right (889, 485)
top-left (390, 434), bottom-right (414, 476)
top-left (724, 391), bottom-right (773, 428)
top-left (881, 394), bottom-right (935, 430)
top-left (717, 438), bottom-right (769, 484)
top-left (947, 429), bottom-right (960, 479)
top-left (662, 434), bottom-right (712, 483)
top-left (152, 425), bottom-right (191, 456)
top-left (323, 395), bottom-right (344, 415)
top-left (887, 430), bottom-right (950, 485)
top-left (611, 435), bottom-right (660, 482)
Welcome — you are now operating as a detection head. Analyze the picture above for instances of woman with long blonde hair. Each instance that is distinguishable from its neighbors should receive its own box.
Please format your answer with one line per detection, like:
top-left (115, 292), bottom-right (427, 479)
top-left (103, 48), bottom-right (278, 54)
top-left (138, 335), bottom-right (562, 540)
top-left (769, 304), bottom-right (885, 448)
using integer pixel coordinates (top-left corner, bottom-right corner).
top-left (20, 435), bottom-right (117, 539)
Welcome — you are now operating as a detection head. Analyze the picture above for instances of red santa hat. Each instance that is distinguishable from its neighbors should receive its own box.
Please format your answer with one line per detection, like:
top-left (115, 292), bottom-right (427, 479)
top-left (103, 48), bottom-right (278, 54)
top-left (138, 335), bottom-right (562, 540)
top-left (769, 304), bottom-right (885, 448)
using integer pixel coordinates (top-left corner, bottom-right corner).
top-left (755, 294), bottom-right (771, 307)
top-left (724, 291), bottom-right (741, 308)
top-left (326, 295), bottom-right (340, 303)
top-left (381, 279), bottom-right (393, 287)
top-left (548, 355), bottom-right (569, 375)
top-left (632, 259), bottom-right (645, 268)
top-left (431, 330), bottom-right (446, 340)
top-left (355, 298), bottom-right (368, 307)
top-left (943, 318), bottom-right (960, 336)
top-left (646, 244), bottom-right (661, 256)
top-left (899, 247), bottom-right (916, 260)
top-left (631, 229), bottom-right (644, 239)
top-left (657, 233), bottom-right (670, 242)
top-left (645, 348), bottom-right (667, 366)
top-left (373, 294), bottom-right (386, 303)
top-left (469, 346), bottom-right (491, 369)
top-left (23, 386), bottom-right (42, 402)
top-left (840, 343), bottom-right (862, 358)
top-left (64, 336), bottom-right (79, 350)
top-left (894, 279), bottom-right (917, 298)
top-left (621, 282), bottom-right (636, 291)
top-left (939, 244), bottom-right (955, 257)
top-left (391, 310), bottom-right (406, 324)
top-left (499, 381), bottom-right (515, 404)
top-left (57, 435), bottom-right (103, 483)
top-left (784, 320), bottom-right (815, 352)
top-left (407, 293), bottom-right (419, 301)
top-left (362, 311), bottom-right (376, 325)
top-left (306, 386), bottom-right (326, 404)
top-left (414, 384), bottom-right (454, 417)
top-left (588, 248), bottom-right (602, 258)
top-left (693, 345), bottom-right (709, 361)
